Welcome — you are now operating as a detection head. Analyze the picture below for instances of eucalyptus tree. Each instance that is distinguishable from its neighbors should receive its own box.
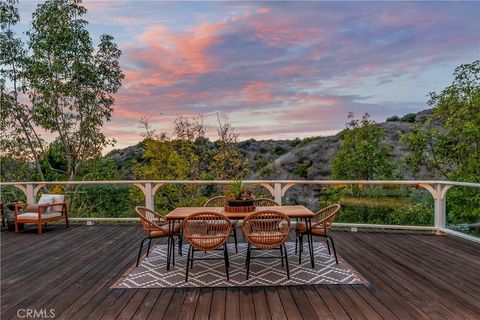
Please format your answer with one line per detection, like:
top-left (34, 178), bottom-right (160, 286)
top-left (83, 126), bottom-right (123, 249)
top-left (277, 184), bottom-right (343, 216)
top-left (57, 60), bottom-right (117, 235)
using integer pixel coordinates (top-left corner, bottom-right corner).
top-left (1, 0), bottom-right (124, 181)
top-left (1, 0), bottom-right (47, 181)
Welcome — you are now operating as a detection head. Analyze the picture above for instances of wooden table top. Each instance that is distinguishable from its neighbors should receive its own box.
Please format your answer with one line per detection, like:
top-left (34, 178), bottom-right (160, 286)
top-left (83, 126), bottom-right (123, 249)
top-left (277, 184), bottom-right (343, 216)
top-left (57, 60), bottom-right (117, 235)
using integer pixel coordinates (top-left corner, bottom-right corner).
top-left (165, 205), bottom-right (315, 220)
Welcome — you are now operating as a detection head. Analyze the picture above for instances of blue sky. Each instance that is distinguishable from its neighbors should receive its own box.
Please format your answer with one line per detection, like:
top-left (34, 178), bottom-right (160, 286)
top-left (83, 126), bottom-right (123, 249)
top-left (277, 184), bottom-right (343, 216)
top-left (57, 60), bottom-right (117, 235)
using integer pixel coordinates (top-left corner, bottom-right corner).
top-left (14, 1), bottom-right (480, 148)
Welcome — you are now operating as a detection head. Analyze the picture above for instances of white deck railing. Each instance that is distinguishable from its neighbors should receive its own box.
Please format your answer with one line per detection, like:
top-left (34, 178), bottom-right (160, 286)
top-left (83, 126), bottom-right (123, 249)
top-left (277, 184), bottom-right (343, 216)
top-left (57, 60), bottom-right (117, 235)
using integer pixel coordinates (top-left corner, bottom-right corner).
top-left (1, 179), bottom-right (479, 243)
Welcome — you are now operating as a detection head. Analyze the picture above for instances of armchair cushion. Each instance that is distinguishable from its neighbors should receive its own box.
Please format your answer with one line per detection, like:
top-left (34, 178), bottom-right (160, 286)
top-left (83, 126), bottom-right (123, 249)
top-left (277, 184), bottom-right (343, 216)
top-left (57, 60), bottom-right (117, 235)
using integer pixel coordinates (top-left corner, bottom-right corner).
top-left (39, 194), bottom-right (65, 212)
top-left (38, 195), bottom-right (55, 206)
top-left (17, 212), bottom-right (63, 220)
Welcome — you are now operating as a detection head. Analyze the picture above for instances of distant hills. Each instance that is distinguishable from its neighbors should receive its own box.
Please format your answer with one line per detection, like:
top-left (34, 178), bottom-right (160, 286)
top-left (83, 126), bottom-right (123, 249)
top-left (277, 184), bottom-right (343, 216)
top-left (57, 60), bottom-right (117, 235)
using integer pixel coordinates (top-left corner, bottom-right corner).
top-left (106, 109), bottom-right (437, 180)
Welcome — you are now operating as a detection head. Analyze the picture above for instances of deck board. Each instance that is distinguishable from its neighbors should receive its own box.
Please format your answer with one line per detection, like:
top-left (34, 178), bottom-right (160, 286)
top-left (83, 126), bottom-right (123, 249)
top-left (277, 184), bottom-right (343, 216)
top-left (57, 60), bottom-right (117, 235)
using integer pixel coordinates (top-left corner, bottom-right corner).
top-left (2, 224), bottom-right (480, 319)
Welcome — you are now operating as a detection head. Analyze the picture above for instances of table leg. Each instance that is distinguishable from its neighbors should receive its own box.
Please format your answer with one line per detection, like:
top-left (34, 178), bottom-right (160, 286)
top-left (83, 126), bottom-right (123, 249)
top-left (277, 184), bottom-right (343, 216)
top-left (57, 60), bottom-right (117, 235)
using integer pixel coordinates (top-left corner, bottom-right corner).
top-left (307, 218), bottom-right (314, 268)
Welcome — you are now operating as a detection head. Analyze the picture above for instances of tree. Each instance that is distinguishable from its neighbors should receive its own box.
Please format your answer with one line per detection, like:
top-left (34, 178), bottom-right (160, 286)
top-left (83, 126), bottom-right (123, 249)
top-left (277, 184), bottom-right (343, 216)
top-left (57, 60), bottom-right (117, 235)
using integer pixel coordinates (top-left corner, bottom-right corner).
top-left (210, 114), bottom-right (249, 179)
top-left (401, 60), bottom-right (480, 181)
top-left (1, 0), bottom-right (47, 181)
top-left (332, 113), bottom-right (397, 180)
top-left (1, 0), bottom-right (124, 181)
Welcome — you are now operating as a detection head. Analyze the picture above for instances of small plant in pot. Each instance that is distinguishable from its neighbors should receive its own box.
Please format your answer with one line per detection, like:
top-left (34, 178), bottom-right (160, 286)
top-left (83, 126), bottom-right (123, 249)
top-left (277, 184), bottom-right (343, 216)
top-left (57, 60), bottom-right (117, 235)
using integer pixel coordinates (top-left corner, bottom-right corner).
top-left (225, 180), bottom-right (255, 207)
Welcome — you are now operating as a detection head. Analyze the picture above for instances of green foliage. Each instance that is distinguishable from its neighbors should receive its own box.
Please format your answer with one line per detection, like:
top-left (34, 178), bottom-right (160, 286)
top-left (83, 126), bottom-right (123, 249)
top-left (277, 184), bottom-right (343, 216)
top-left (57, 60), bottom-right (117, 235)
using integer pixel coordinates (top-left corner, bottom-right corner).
top-left (297, 136), bottom-right (321, 147)
top-left (1, 0), bottom-right (124, 181)
top-left (446, 188), bottom-right (480, 225)
top-left (332, 113), bottom-right (398, 180)
top-left (225, 180), bottom-right (254, 200)
top-left (293, 163), bottom-right (309, 178)
top-left (400, 113), bottom-right (416, 123)
top-left (401, 60), bottom-right (480, 182)
top-left (386, 115), bottom-right (400, 122)
top-left (319, 186), bottom-right (434, 226)
top-left (272, 145), bottom-right (287, 156)
top-left (210, 115), bottom-right (248, 180)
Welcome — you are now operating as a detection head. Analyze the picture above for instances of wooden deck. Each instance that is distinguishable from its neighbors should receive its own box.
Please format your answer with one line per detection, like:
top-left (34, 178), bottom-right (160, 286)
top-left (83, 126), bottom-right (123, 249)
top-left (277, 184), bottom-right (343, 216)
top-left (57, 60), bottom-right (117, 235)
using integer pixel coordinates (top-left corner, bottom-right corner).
top-left (2, 224), bottom-right (480, 320)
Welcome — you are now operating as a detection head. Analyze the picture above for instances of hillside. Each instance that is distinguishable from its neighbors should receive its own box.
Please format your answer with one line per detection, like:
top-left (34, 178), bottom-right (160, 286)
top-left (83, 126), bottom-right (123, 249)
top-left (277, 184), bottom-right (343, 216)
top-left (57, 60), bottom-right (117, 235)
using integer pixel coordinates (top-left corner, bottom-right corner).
top-left (105, 109), bottom-right (438, 208)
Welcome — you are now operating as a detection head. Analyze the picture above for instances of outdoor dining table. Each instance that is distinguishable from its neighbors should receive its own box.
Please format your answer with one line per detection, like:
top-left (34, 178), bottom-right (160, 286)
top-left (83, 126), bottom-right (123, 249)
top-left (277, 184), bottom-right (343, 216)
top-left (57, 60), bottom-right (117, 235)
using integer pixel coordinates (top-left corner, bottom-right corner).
top-left (165, 205), bottom-right (316, 270)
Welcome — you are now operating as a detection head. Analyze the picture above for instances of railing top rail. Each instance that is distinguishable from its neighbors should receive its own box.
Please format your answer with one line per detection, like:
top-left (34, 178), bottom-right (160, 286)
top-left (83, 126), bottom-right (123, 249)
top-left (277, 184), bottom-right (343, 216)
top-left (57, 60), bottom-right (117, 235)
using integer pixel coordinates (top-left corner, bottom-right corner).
top-left (0, 179), bottom-right (479, 187)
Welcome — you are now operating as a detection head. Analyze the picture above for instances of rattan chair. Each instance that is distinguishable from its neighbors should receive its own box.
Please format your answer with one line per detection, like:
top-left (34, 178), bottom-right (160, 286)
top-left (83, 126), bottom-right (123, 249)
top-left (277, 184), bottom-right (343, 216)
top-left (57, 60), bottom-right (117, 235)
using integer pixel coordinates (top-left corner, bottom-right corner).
top-left (204, 196), bottom-right (239, 253)
top-left (242, 210), bottom-right (291, 280)
top-left (295, 204), bottom-right (341, 264)
top-left (183, 212), bottom-right (232, 282)
top-left (254, 198), bottom-right (279, 206)
top-left (135, 206), bottom-right (181, 268)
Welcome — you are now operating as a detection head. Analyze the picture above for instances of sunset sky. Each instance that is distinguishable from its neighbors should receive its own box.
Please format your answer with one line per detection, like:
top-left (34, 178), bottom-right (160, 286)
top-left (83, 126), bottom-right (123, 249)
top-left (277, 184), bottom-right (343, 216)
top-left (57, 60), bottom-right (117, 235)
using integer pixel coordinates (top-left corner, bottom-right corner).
top-left (16, 1), bottom-right (480, 149)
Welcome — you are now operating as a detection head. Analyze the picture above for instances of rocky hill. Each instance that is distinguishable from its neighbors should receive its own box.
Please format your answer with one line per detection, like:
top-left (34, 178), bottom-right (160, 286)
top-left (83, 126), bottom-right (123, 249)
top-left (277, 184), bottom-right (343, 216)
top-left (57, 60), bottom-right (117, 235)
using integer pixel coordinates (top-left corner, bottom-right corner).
top-left (106, 109), bottom-right (436, 180)
top-left (105, 109), bottom-right (438, 208)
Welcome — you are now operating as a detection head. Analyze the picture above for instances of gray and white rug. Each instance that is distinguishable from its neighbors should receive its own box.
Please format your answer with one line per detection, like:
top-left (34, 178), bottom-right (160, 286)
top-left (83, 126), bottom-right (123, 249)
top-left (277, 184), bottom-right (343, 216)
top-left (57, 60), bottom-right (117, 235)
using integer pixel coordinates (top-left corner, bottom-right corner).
top-left (113, 242), bottom-right (367, 288)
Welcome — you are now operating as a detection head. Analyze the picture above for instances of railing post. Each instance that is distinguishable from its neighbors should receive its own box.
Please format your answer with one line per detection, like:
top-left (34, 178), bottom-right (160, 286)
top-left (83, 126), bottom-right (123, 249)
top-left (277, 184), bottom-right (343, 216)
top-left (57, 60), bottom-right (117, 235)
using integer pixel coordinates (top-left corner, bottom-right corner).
top-left (420, 183), bottom-right (451, 235)
top-left (144, 183), bottom-right (154, 210)
top-left (26, 184), bottom-right (36, 204)
top-left (274, 183), bottom-right (282, 205)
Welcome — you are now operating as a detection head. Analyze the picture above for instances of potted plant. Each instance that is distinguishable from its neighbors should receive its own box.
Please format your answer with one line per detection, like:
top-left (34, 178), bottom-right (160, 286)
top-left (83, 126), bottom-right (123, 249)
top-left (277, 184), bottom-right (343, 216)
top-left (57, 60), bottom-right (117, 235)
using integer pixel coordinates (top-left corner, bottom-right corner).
top-left (225, 180), bottom-right (255, 211)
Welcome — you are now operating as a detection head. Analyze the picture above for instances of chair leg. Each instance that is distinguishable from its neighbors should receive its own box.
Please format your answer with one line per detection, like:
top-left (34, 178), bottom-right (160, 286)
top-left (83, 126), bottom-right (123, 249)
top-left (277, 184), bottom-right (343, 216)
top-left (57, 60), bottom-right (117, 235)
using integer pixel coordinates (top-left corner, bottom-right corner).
top-left (283, 243), bottom-right (290, 280)
top-left (171, 237), bottom-right (176, 267)
top-left (325, 237), bottom-right (331, 255)
top-left (280, 246), bottom-right (284, 267)
top-left (136, 237), bottom-right (148, 267)
top-left (224, 243), bottom-right (230, 281)
top-left (37, 222), bottom-right (42, 234)
top-left (308, 233), bottom-right (315, 268)
top-left (185, 245), bottom-right (192, 282)
top-left (298, 235), bottom-right (303, 264)
top-left (178, 233), bottom-right (183, 256)
top-left (295, 235), bottom-right (298, 254)
top-left (15, 221), bottom-right (19, 233)
top-left (328, 235), bottom-right (338, 264)
top-left (146, 239), bottom-right (152, 257)
top-left (190, 247), bottom-right (194, 269)
top-left (246, 243), bottom-right (251, 280)
top-left (232, 227), bottom-right (238, 253)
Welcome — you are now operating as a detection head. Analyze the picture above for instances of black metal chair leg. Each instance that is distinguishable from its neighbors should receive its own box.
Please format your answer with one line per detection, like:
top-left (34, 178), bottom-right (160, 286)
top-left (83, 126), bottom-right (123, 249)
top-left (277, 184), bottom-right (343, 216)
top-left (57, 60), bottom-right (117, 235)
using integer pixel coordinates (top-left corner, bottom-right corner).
top-left (185, 245), bottom-right (192, 282)
top-left (146, 239), bottom-right (152, 257)
top-left (328, 235), bottom-right (338, 264)
top-left (136, 237), bottom-right (148, 267)
top-left (280, 246), bottom-right (284, 267)
top-left (298, 235), bottom-right (303, 264)
top-left (170, 236), bottom-right (175, 267)
top-left (283, 243), bottom-right (290, 279)
top-left (325, 237), bottom-right (331, 255)
top-left (190, 247), bottom-right (194, 269)
top-left (232, 226), bottom-right (238, 253)
top-left (295, 235), bottom-right (298, 254)
top-left (246, 243), bottom-right (251, 280)
top-left (166, 234), bottom-right (171, 270)
top-left (308, 233), bottom-right (315, 268)
top-left (224, 244), bottom-right (230, 281)
top-left (178, 233), bottom-right (183, 256)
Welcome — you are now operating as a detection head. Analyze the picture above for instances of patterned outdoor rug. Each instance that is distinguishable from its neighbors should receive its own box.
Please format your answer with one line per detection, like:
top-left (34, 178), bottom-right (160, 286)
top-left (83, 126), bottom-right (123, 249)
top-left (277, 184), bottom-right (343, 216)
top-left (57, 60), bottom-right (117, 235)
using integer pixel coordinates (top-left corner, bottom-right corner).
top-left (113, 242), bottom-right (368, 288)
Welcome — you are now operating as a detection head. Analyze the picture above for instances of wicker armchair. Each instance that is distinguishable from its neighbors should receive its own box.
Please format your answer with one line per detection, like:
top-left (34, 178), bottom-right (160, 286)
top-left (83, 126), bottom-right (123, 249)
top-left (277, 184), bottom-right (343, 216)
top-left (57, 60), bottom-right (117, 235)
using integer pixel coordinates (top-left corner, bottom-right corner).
top-left (296, 204), bottom-right (341, 264)
top-left (14, 194), bottom-right (69, 234)
top-left (254, 198), bottom-right (279, 206)
top-left (135, 206), bottom-right (181, 268)
top-left (204, 196), bottom-right (239, 253)
top-left (204, 196), bottom-right (227, 207)
top-left (183, 212), bottom-right (232, 282)
top-left (242, 210), bottom-right (291, 280)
